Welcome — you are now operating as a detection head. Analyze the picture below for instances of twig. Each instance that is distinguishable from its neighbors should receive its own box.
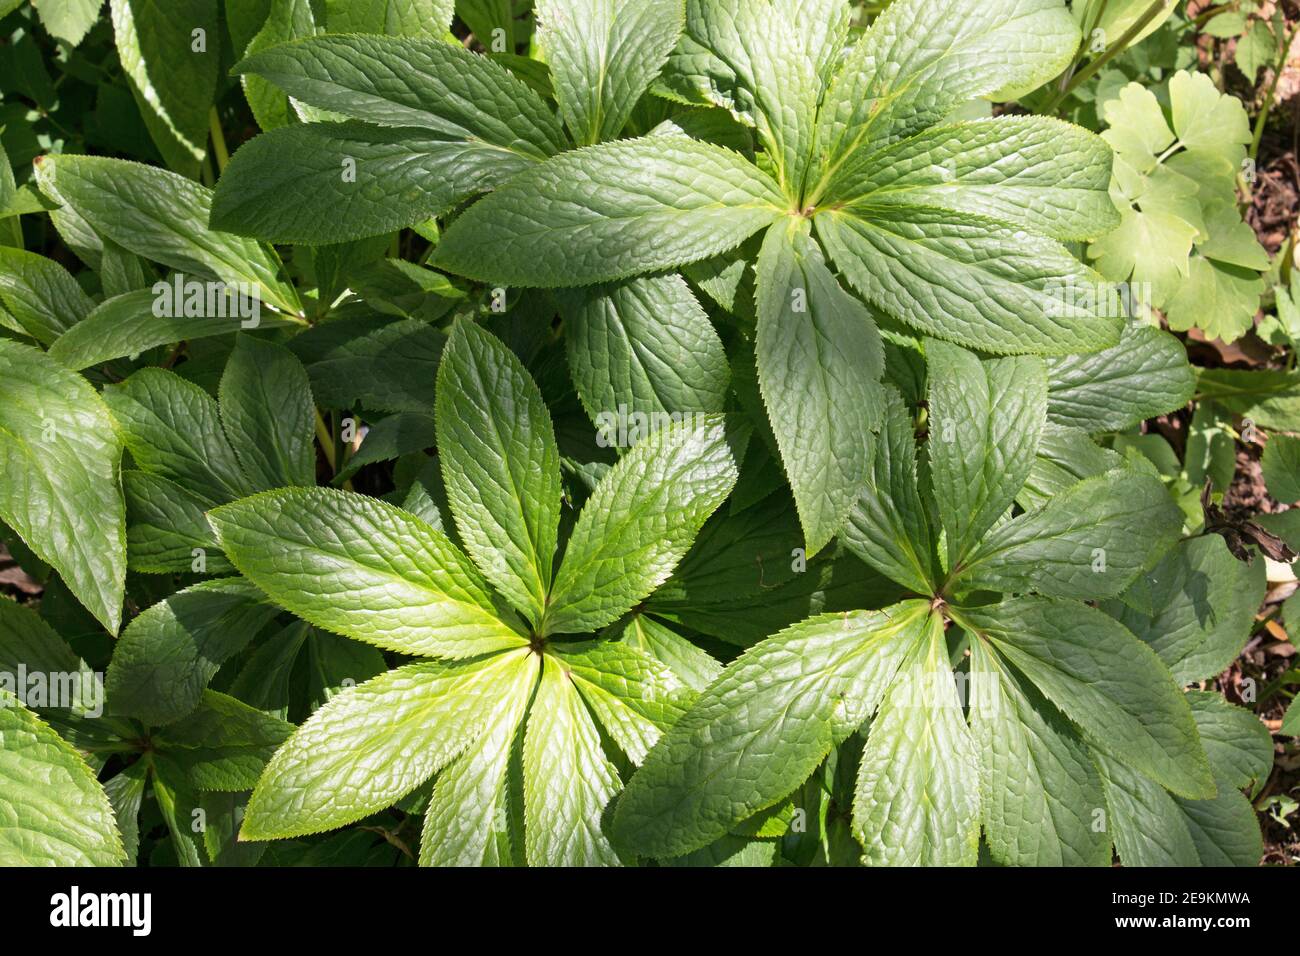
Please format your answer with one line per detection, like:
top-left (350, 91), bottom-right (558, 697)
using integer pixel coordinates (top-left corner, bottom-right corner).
top-left (208, 107), bottom-right (230, 173)
top-left (1251, 18), bottom-right (1300, 160)
top-left (1043, 0), bottom-right (1175, 112)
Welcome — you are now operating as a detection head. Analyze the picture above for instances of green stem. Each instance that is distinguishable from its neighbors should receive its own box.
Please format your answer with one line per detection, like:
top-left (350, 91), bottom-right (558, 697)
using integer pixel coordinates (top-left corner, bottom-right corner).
top-left (1074, 0), bottom-right (1114, 75)
top-left (1043, 0), bottom-right (1174, 113)
top-left (1191, 1), bottom-right (1238, 29)
top-left (314, 408), bottom-right (336, 472)
top-left (1250, 19), bottom-right (1300, 160)
top-left (333, 411), bottom-right (355, 491)
top-left (1155, 140), bottom-right (1182, 164)
top-left (209, 107), bottom-right (230, 173)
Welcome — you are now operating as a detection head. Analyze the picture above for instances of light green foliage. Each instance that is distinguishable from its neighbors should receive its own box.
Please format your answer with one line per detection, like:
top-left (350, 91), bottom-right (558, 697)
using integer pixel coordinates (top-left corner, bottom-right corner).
top-left (216, 325), bottom-right (729, 863)
top-left (0, 342), bottom-right (125, 633)
top-left (616, 340), bottom-right (1236, 867)
top-left (0, 0), bottom-right (1274, 871)
top-left (1090, 71), bottom-right (1268, 340)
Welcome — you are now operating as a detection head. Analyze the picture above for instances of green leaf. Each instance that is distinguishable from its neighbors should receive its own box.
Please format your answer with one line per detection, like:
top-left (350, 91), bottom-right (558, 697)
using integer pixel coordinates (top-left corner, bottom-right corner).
top-left (659, 0), bottom-right (821, 198)
top-left (968, 636), bottom-right (1109, 866)
top-left (39, 155), bottom-right (301, 315)
top-left (1175, 787), bottom-right (1263, 867)
top-left (110, 0), bottom-right (219, 177)
top-left (1076, 0), bottom-right (1181, 50)
top-left (958, 598), bottom-right (1215, 799)
top-left (543, 417), bottom-right (739, 635)
top-left (1264, 434), bottom-right (1300, 502)
top-left (0, 597), bottom-right (105, 722)
top-left (227, 621), bottom-right (310, 720)
top-left (0, 140), bottom-right (20, 246)
top-left (324, 0), bottom-right (455, 35)
top-left (456, 0), bottom-right (514, 51)
top-left (435, 136), bottom-right (785, 287)
top-left (124, 472), bottom-right (229, 575)
top-left (612, 601), bottom-right (929, 860)
top-left (290, 315), bottom-right (445, 414)
top-left (239, 0), bottom-right (321, 131)
top-left (522, 655), bottom-right (623, 865)
top-left (302, 629), bottom-right (388, 710)
top-left (1235, 20), bottom-right (1276, 82)
top-left (398, 456), bottom-right (452, 532)
top-left (1196, 368), bottom-right (1300, 431)
top-left (1169, 69), bottom-right (1251, 168)
top-left (1105, 536), bottom-right (1265, 685)
top-left (1018, 423), bottom-right (1124, 510)
top-left (1165, 257), bottom-right (1264, 343)
top-left (614, 613), bottom-right (721, 693)
top-left (552, 637), bottom-right (693, 763)
top-left (103, 762), bottom-right (147, 865)
top-left (1182, 402), bottom-right (1236, 496)
top-left (49, 288), bottom-right (290, 371)
top-left (1046, 324), bottom-right (1194, 432)
top-left (0, 596), bottom-right (82, 679)
top-left (854, 610), bottom-right (980, 866)
top-left (662, 833), bottom-right (776, 867)
top-left (954, 467), bottom-right (1184, 601)
top-left (1102, 101), bottom-right (1191, 199)
top-left (558, 274), bottom-right (730, 422)
top-left (418, 650), bottom-right (536, 866)
top-left (219, 335), bottom-right (316, 489)
top-left (232, 33), bottom-right (565, 157)
top-left (1095, 752), bottom-right (1198, 866)
top-left (0, 699), bottom-right (126, 865)
top-left (103, 368), bottom-right (255, 506)
top-left (536, 0), bottom-right (682, 145)
top-left (212, 121), bottom-right (534, 244)
top-left (35, 0), bottom-right (105, 46)
top-left (926, 340), bottom-right (1046, 566)
top-left (1098, 689), bottom-right (1267, 866)
top-left (155, 690), bottom-right (293, 792)
top-left (1097, 751), bottom-right (1261, 867)
top-left (150, 756), bottom-right (205, 866)
top-left (815, 206), bottom-right (1120, 356)
top-left (436, 321), bottom-right (561, 627)
top-left (1186, 692), bottom-right (1272, 791)
top-left (775, 0), bottom-right (850, 84)
top-left (334, 413), bottom-right (437, 484)
top-left (755, 219), bottom-right (883, 555)
top-left (1088, 206), bottom-right (1199, 305)
top-left (347, 256), bottom-right (464, 320)
top-left (1092, 73), bottom-right (1264, 343)
top-left (98, 239), bottom-right (149, 297)
top-left (1198, 200), bottom-right (1270, 271)
top-left (1281, 699), bottom-right (1299, 737)
top-left (645, 486), bottom-right (880, 646)
top-left (0, 247), bottom-right (95, 345)
top-left (105, 579), bottom-right (279, 726)
top-left (0, 341), bottom-right (125, 633)
top-left (198, 791), bottom-right (265, 866)
top-left (824, 117), bottom-right (1120, 242)
top-left (244, 650), bottom-right (531, 839)
top-left (812, 0), bottom-right (1078, 176)
top-left (209, 486), bottom-right (528, 658)
top-left (839, 387), bottom-right (932, 594)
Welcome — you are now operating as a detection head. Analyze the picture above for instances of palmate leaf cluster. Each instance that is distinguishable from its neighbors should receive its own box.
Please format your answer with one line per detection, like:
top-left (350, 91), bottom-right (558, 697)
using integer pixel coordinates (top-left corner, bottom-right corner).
top-left (0, 0), bottom-right (1285, 868)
